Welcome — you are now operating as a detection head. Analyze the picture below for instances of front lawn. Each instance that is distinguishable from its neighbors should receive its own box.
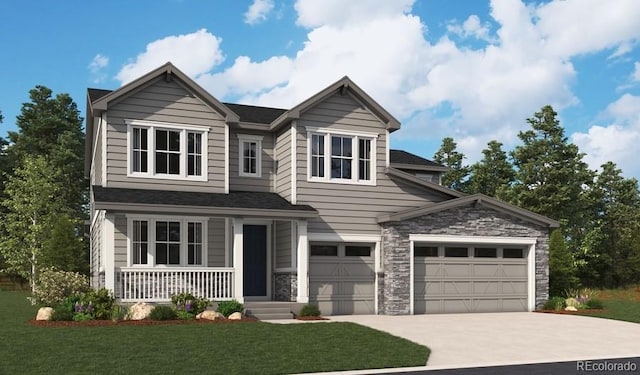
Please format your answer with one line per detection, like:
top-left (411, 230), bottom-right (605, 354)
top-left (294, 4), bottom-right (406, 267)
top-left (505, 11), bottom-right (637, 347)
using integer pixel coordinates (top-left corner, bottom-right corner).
top-left (0, 291), bottom-right (429, 374)
top-left (580, 287), bottom-right (640, 323)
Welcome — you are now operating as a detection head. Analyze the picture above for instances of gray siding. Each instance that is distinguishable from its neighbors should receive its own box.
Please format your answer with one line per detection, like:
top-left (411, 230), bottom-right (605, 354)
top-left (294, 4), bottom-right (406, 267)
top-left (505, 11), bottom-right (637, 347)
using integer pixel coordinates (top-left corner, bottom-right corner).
top-left (105, 77), bottom-right (226, 193)
top-left (296, 93), bottom-right (448, 235)
top-left (114, 214), bottom-right (128, 268)
top-left (228, 129), bottom-right (274, 192)
top-left (207, 218), bottom-right (226, 267)
top-left (92, 118), bottom-right (103, 186)
top-left (275, 126), bottom-right (292, 200)
top-left (275, 220), bottom-right (293, 269)
top-left (90, 210), bottom-right (104, 288)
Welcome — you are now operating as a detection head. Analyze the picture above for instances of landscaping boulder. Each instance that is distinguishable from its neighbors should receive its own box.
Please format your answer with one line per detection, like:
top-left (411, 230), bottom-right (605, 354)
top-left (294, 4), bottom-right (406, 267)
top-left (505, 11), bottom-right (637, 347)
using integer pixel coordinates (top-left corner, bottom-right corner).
top-left (128, 302), bottom-right (154, 320)
top-left (228, 312), bottom-right (242, 320)
top-left (564, 306), bottom-right (578, 312)
top-left (196, 310), bottom-right (224, 320)
top-left (36, 307), bottom-right (53, 321)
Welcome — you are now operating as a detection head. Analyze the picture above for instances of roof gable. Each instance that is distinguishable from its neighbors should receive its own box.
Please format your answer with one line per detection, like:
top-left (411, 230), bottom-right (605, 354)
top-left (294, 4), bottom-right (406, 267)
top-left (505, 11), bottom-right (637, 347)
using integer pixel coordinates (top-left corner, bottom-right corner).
top-left (378, 193), bottom-right (559, 228)
top-left (270, 76), bottom-right (401, 132)
top-left (390, 150), bottom-right (447, 171)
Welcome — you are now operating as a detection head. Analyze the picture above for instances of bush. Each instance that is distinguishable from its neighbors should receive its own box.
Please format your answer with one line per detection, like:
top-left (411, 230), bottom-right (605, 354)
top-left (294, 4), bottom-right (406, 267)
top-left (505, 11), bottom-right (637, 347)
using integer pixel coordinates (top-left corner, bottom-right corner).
top-left (217, 299), bottom-right (244, 317)
top-left (80, 288), bottom-right (115, 320)
top-left (110, 305), bottom-right (127, 322)
top-left (585, 298), bottom-right (604, 309)
top-left (543, 296), bottom-right (566, 311)
top-left (30, 267), bottom-right (89, 306)
top-left (171, 292), bottom-right (210, 316)
top-left (50, 307), bottom-right (74, 321)
top-left (149, 305), bottom-right (177, 320)
top-left (299, 303), bottom-right (321, 317)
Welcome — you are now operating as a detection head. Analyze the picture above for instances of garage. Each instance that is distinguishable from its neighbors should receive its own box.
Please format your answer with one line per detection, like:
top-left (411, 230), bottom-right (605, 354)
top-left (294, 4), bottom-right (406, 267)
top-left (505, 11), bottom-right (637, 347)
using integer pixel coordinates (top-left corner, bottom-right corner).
top-left (309, 243), bottom-right (375, 315)
top-left (412, 238), bottom-right (534, 314)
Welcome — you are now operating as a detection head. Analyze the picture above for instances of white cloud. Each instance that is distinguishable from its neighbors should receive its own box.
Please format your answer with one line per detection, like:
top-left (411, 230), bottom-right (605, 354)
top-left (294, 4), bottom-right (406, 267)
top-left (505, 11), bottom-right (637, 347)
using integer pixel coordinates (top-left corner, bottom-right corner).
top-left (88, 54), bottom-right (109, 84)
top-left (573, 94), bottom-right (640, 176)
top-left (116, 29), bottom-right (224, 85)
top-left (633, 61), bottom-right (640, 81)
top-left (244, 0), bottom-right (275, 25)
top-left (294, 0), bottom-right (414, 28)
top-left (447, 15), bottom-right (495, 42)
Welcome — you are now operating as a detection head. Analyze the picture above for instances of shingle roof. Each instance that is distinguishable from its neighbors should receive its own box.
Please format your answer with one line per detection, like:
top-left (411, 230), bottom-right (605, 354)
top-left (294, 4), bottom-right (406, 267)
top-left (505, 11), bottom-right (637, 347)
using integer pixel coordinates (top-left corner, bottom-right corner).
top-left (390, 150), bottom-right (444, 168)
top-left (223, 103), bottom-right (287, 124)
top-left (92, 186), bottom-right (316, 212)
top-left (88, 88), bottom-right (112, 102)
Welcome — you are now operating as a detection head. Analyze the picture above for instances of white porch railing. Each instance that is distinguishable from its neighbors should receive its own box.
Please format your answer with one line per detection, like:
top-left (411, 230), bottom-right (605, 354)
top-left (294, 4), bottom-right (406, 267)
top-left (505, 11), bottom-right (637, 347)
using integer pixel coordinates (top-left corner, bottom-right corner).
top-left (116, 267), bottom-right (234, 302)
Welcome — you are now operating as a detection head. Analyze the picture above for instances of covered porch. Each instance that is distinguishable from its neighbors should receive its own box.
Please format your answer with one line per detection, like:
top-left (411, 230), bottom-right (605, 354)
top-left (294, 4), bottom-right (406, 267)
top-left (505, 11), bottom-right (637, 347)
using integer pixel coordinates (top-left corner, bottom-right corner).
top-left (90, 186), bottom-right (317, 304)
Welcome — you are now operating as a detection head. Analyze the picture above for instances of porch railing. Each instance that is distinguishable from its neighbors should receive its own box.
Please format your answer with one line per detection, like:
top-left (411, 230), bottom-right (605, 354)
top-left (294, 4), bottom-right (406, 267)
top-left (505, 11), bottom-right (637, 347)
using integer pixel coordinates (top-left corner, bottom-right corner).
top-left (116, 267), bottom-right (234, 302)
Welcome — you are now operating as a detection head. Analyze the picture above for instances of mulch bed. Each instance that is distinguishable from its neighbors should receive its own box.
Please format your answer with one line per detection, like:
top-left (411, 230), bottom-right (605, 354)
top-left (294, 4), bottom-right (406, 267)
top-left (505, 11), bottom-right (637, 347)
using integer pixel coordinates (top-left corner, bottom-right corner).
top-left (29, 317), bottom-right (258, 327)
top-left (294, 316), bottom-right (329, 321)
top-left (534, 309), bottom-right (607, 315)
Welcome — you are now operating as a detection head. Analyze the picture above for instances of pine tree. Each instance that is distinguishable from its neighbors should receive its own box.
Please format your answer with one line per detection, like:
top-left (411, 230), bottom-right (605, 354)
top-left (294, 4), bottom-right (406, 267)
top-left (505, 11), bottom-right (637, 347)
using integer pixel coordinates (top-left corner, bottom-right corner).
top-left (433, 137), bottom-right (470, 191)
top-left (548, 229), bottom-right (579, 297)
top-left (467, 140), bottom-right (515, 198)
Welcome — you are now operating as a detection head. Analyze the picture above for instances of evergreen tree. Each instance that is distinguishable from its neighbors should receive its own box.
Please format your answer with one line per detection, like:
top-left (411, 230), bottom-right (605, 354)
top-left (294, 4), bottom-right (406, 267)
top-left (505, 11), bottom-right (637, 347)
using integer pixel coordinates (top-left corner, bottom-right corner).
top-left (548, 229), bottom-right (579, 296)
top-left (41, 214), bottom-right (88, 274)
top-left (433, 137), bottom-right (470, 191)
top-left (466, 140), bottom-right (515, 198)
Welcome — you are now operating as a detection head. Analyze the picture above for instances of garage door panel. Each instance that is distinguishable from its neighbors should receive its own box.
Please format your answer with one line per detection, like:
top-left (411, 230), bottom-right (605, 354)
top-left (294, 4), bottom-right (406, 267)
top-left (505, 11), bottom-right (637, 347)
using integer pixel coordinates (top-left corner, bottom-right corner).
top-left (502, 298), bottom-right (527, 311)
top-left (502, 281), bottom-right (527, 294)
top-left (443, 281), bottom-right (472, 294)
top-left (473, 281), bottom-right (499, 294)
top-left (442, 264), bottom-right (470, 276)
top-left (502, 264), bottom-right (527, 276)
top-left (474, 264), bottom-right (500, 276)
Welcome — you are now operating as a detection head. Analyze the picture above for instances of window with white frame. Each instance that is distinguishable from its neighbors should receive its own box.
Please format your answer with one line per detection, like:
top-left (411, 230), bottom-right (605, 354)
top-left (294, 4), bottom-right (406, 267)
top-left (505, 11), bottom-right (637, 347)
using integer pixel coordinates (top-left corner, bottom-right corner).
top-left (307, 129), bottom-right (376, 185)
top-left (127, 119), bottom-right (208, 180)
top-left (237, 134), bottom-right (262, 177)
top-left (127, 216), bottom-right (207, 266)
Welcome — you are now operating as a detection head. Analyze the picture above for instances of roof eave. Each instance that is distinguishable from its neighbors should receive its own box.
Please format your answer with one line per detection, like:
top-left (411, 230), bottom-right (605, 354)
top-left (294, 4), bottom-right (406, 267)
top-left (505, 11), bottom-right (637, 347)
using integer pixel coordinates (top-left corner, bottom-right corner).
top-left (385, 167), bottom-right (464, 198)
top-left (390, 163), bottom-right (449, 172)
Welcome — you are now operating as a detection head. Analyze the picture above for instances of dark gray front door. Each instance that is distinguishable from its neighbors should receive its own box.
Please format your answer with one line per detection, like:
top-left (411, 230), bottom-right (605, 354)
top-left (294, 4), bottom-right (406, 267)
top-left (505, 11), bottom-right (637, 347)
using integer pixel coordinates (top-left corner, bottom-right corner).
top-left (243, 225), bottom-right (267, 297)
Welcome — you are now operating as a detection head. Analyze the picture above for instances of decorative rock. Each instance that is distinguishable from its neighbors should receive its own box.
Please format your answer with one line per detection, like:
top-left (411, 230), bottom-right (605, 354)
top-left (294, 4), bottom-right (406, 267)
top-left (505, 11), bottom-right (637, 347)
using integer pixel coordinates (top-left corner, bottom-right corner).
top-left (196, 310), bottom-right (224, 320)
top-left (227, 312), bottom-right (242, 320)
top-left (564, 306), bottom-right (578, 312)
top-left (565, 297), bottom-right (579, 308)
top-left (36, 307), bottom-right (53, 321)
top-left (128, 302), bottom-right (154, 320)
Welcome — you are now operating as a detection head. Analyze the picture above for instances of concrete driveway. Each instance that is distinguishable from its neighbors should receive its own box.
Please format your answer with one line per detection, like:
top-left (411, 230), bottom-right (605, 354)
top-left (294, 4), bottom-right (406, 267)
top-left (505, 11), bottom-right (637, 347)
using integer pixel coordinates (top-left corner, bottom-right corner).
top-left (328, 312), bottom-right (640, 368)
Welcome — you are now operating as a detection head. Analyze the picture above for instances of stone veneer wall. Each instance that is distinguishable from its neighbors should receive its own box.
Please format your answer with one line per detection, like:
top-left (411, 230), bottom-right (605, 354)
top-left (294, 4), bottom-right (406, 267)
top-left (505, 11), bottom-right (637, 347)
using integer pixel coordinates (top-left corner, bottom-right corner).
top-left (273, 272), bottom-right (298, 302)
top-left (380, 204), bottom-right (550, 315)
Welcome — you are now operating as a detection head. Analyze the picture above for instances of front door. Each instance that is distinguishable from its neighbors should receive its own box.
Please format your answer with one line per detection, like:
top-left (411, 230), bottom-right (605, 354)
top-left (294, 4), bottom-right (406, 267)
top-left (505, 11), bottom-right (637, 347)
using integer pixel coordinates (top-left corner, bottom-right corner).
top-left (243, 225), bottom-right (268, 297)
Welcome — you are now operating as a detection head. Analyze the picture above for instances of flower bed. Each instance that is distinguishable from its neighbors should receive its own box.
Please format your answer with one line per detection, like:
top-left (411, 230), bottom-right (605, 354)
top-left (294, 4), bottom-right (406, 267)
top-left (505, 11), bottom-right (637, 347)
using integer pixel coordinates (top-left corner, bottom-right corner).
top-left (29, 316), bottom-right (258, 327)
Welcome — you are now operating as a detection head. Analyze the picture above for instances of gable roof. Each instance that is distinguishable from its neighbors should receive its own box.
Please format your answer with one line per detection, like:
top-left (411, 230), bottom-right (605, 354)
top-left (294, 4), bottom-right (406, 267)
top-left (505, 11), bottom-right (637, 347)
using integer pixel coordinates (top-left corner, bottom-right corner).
top-left (270, 76), bottom-right (401, 132)
top-left (87, 88), bottom-right (111, 103)
top-left (90, 62), bottom-right (240, 124)
top-left (385, 167), bottom-right (464, 199)
top-left (390, 150), bottom-right (447, 171)
top-left (223, 103), bottom-right (287, 125)
top-left (377, 193), bottom-right (560, 228)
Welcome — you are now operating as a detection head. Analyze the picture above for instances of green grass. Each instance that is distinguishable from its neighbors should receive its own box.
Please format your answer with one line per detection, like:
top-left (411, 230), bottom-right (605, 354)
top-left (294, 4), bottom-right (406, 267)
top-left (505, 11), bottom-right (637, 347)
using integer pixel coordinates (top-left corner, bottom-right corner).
top-left (580, 287), bottom-right (640, 323)
top-left (0, 291), bottom-right (429, 374)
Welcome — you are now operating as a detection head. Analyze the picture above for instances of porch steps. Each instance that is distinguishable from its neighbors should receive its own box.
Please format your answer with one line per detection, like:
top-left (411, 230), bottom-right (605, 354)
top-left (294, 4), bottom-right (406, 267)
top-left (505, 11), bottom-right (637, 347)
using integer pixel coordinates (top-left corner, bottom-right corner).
top-left (243, 302), bottom-right (299, 320)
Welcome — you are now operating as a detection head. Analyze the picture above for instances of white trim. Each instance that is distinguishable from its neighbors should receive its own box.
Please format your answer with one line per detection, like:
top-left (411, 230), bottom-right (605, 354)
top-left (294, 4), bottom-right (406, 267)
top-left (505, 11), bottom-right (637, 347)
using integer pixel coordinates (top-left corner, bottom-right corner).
top-left (241, 221), bottom-right (272, 300)
top-left (291, 220), bottom-right (297, 269)
top-left (101, 113), bottom-right (107, 186)
top-left (306, 130), bottom-right (377, 186)
top-left (374, 240), bottom-right (380, 315)
top-left (385, 130), bottom-right (390, 169)
top-left (125, 119), bottom-right (208, 182)
top-left (290, 122), bottom-right (297, 204)
top-left (296, 220), bottom-right (309, 303)
top-left (409, 240), bottom-right (415, 315)
top-left (305, 126), bottom-right (379, 139)
top-left (103, 214), bottom-right (115, 292)
top-left (224, 218), bottom-right (230, 267)
top-left (408, 234), bottom-right (537, 313)
top-left (308, 233), bottom-right (382, 243)
top-left (237, 134), bottom-right (263, 178)
top-left (232, 218), bottom-right (244, 303)
top-left (224, 124), bottom-right (229, 194)
top-left (125, 215), bottom-right (208, 267)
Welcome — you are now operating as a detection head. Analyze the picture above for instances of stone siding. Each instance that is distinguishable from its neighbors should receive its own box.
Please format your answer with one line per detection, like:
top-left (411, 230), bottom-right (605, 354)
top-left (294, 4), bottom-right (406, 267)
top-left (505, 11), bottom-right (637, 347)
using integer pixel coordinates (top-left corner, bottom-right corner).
top-left (380, 204), bottom-right (550, 315)
top-left (274, 272), bottom-right (298, 302)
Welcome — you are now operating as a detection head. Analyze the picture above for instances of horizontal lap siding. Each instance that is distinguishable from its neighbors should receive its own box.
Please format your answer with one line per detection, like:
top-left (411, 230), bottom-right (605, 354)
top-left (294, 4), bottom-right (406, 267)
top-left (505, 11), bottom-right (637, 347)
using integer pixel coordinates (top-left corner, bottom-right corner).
top-left (93, 121), bottom-right (102, 186)
top-left (297, 93), bottom-right (445, 235)
top-left (208, 218), bottom-right (226, 267)
top-left (90, 211), bottom-right (103, 288)
top-left (275, 127), bottom-right (292, 200)
top-left (275, 220), bottom-right (292, 269)
top-left (105, 78), bottom-right (226, 192)
top-left (114, 214), bottom-right (128, 268)
top-left (229, 129), bottom-right (274, 192)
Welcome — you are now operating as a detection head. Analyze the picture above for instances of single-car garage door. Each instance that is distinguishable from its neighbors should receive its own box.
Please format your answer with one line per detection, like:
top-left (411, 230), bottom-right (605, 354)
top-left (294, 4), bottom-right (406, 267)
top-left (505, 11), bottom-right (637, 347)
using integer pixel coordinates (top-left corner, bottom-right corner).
top-left (414, 244), bottom-right (529, 313)
top-left (309, 243), bottom-right (375, 315)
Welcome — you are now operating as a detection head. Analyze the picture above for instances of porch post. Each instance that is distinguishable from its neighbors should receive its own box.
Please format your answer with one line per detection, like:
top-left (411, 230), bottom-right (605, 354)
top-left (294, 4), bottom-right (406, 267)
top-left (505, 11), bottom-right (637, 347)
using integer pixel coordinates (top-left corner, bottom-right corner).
top-left (296, 220), bottom-right (309, 303)
top-left (232, 218), bottom-right (244, 303)
top-left (103, 213), bottom-right (115, 292)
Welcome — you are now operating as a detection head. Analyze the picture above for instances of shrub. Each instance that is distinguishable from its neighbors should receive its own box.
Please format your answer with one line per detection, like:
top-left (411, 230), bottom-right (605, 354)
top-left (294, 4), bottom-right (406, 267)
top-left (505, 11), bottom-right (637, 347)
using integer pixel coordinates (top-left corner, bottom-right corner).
top-left (585, 298), bottom-right (604, 310)
top-left (80, 288), bottom-right (115, 320)
top-left (171, 292), bottom-right (210, 315)
top-left (110, 305), bottom-right (127, 322)
top-left (299, 303), bottom-right (321, 317)
top-left (30, 267), bottom-right (89, 306)
top-left (50, 307), bottom-right (74, 321)
top-left (543, 296), bottom-right (566, 311)
top-left (217, 299), bottom-right (244, 317)
top-left (149, 305), bottom-right (177, 321)
top-left (72, 312), bottom-right (94, 322)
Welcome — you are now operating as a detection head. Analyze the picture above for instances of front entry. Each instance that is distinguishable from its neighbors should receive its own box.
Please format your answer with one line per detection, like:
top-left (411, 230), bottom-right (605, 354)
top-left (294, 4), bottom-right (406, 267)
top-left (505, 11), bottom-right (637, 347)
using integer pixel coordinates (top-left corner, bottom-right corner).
top-left (243, 225), bottom-right (268, 297)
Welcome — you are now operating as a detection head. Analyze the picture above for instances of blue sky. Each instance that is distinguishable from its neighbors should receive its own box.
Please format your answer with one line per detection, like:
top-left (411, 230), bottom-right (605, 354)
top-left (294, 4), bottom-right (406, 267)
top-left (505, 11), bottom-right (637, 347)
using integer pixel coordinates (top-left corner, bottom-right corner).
top-left (2, 0), bottom-right (640, 177)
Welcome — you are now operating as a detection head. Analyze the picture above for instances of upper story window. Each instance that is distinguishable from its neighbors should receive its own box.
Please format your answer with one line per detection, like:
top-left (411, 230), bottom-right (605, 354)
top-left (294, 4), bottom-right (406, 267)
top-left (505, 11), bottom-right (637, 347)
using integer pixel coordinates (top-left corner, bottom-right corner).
top-left (126, 119), bottom-right (208, 181)
top-left (307, 128), bottom-right (377, 185)
top-left (237, 134), bottom-right (263, 178)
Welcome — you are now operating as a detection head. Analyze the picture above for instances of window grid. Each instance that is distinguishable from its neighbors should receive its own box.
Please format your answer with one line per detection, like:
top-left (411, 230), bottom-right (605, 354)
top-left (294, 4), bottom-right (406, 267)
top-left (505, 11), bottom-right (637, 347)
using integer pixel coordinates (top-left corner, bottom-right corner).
top-left (359, 138), bottom-right (371, 181)
top-left (155, 129), bottom-right (181, 175)
top-left (187, 132), bottom-right (202, 176)
top-left (242, 141), bottom-right (258, 175)
top-left (309, 132), bottom-right (374, 184)
top-left (155, 221), bottom-right (181, 265)
top-left (311, 134), bottom-right (325, 178)
top-left (331, 136), bottom-right (353, 179)
top-left (132, 220), bottom-right (148, 265)
top-left (132, 128), bottom-right (148, 173)
top-left (187, 222), bottom-right (203, 265)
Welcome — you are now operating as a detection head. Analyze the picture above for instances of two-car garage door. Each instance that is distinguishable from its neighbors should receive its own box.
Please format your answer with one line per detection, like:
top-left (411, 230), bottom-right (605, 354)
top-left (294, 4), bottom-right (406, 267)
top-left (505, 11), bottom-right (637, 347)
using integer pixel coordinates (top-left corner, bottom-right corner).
top-left (413, 243), bottom-right (530, 314)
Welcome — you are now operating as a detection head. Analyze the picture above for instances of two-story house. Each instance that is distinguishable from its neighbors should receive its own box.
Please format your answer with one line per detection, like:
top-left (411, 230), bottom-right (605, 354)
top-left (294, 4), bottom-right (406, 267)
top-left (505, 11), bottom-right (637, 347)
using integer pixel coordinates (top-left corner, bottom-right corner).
top-left (85, 63), bottom-right (558, 316)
